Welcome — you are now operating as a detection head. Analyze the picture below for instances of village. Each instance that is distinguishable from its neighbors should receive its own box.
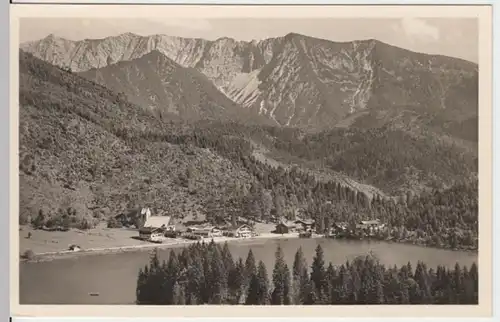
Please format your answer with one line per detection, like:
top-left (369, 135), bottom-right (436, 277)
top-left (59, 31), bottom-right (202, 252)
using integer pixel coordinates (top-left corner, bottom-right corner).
top-left (116, 207), bottom-right (388, 244)
top-left (18, 205), bottom-right (392, 258)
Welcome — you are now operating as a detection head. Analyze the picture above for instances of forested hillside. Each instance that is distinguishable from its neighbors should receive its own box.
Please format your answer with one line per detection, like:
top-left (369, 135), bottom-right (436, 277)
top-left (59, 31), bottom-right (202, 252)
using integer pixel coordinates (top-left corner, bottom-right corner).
top-left (19, 49), bottom-right (478, 250)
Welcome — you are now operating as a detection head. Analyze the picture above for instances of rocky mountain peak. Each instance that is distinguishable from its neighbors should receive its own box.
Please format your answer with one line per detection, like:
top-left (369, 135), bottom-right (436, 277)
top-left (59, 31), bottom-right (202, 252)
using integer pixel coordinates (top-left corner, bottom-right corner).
top-left (21, 31), bottom-right (478, 133)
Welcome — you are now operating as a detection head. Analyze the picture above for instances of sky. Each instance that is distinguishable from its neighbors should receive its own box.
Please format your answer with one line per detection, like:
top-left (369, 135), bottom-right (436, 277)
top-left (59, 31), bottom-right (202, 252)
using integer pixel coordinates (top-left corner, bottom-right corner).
top-left (19, 17), bottom-right (478, 63)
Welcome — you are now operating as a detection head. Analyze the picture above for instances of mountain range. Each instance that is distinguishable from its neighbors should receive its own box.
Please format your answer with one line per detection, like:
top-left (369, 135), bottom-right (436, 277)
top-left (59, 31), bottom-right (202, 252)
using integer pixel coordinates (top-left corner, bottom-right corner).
top-left (21, 32), bottom-right (478, 135)
top-left (18, 31), bottom-right (479, 225)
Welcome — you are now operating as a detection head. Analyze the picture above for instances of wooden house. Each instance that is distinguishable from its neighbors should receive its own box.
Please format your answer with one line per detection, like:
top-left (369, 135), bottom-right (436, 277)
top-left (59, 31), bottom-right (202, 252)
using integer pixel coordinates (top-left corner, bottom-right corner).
top-left (332, 222), bottom-right (349, 232)
top-left (233, 224), bottom-right (254, 238)
top-left (187, 225), bottom-right (223, 238)
top-left (274, 220), bottom-right (296, 234)
top-left (144, 215), bottom-right (175, 231)
top-left (138, 215), bottom-right (174, 240)
top-left (329, 222), bottom-right (350, 237)
top-left (356, 219), bottom-right (384, 230)
top-left (139, 226), bottom-right (165, 241)
top-left (294, 219), bottom-right (315, 232)
top-left (355, 219), bottom-right (385, 236)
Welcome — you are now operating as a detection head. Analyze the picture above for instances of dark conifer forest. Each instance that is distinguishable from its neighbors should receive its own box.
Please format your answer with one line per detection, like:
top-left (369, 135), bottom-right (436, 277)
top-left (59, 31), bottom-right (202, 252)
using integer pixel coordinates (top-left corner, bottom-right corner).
top-left (136, 242), bottom-right (478, 305)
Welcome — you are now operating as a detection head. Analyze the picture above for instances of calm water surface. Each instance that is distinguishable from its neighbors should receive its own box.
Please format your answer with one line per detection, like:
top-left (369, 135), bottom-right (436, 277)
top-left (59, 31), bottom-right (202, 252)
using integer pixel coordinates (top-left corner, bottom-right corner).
top-left (19, 238), bottom-right (477, 304)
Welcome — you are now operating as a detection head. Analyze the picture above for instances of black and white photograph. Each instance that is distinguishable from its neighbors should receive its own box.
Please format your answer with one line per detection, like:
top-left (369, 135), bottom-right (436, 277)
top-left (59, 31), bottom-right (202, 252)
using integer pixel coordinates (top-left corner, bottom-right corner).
top-left (11, 4), bottom-right (492, 315)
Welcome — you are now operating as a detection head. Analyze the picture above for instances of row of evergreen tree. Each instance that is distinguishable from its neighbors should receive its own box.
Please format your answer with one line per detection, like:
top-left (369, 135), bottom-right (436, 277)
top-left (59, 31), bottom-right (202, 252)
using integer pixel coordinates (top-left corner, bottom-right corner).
top-left (157, 123), bottom-right (478, 250)
top-left (136, 241), bottom-right (478, 305)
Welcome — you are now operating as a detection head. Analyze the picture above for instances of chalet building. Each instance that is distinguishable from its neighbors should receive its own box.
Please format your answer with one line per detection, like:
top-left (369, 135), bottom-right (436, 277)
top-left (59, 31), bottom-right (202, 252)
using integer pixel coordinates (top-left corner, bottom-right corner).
top-left (327, 222), bottom-right (351, 237)
top-left (144, 215), bottom-right (175, 231)
top-left (355, 219), bottom-right (385, 237)
top-left (274, 220), bottom-right (296, 234)
top-left (332, 222), bottom-right (349, 232)
top-left (356, 219), bottom-right (384, 230)
top-left (294, 219), bottom-right (315, 232)
top-left (138, 215), bottom-right (174, 241)
top-left (233, 224), bottom-right (254, 238)
top-left (187, 225), bottom-right (223, 238)
top-left (139, 227), bottom-right (165, 241)
top-left (333, 222), bottom-right (349, 230)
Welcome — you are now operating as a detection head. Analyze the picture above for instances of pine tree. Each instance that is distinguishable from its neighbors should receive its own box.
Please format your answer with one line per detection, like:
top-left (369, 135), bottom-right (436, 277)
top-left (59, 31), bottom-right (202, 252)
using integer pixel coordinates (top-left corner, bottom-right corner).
top-left (209, 246), bottom-right (227, 304)
top-left (325, 263), bottom-right (337, 304)
top-left (257, 261), bottom-right (270, 304)
top-left (186, 254), bottom-right (204, 304)
top-left (469, 262), bottom-right (478, 303)
top-left (164, 250), bottom-right (180, 304)
top-left (221, 242), bottom-right (235, 276)
top-left (283, 263), bottom-right (292, 305)
top-left (245, 273), bottom-right (262, 305)
top-left (135, 249), bottom-right (167, 304)
top-left (414, 261), bottom-right (432, 304)
top-left (246, 261), bottom-right (270, 305)
top-left (302, 279), bottom-right (317, 305)
top-left (399, 280), bottom-right (410, 304)
top-left (173, 282), bottom-right (186, 305)
top-left (201, 244), bottom-right (213, 303)
top-left (33, 209), bottom-right (46, 229)
top-left (452, 262), bottom-right (463, 304)
top-left (407, 278), bottom-right (421, 304)
top-left (292, 247), bottom-right (309, 304)
top-left (310, 244), bottom-right (327, 301)
top-left (228, 258), bottom-right (245, 304)
top-left (271, 245), bottom-right (291, 305)
top-left (136, 267), bottom-right (147, 304)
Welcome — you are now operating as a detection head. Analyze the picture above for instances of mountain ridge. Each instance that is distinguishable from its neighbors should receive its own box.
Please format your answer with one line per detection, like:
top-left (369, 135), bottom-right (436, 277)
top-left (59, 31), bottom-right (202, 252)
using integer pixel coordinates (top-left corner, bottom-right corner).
top-left (77, 49), bottom-right (273, 125)
top-left (21, 31), bottom-right (478, 132)
top-left (21, 31), bottom-right (479, 66)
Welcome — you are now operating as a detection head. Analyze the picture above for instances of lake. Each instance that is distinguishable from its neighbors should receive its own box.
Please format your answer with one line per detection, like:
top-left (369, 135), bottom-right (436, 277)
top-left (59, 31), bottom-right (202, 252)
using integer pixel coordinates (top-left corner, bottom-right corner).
top-left (19, 238), bottom-right (478, 304)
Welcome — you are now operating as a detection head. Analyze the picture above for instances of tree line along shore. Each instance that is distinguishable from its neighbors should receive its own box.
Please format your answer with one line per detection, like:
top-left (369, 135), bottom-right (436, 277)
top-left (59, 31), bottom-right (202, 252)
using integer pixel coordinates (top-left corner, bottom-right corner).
top-left (136, 241), bottom-right (479, 305)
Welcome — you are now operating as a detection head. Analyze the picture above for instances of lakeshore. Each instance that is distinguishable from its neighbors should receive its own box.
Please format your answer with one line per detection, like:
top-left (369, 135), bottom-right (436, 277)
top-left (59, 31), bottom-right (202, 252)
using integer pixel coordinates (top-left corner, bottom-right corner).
top-left (20, 236), bottom-right (478, 305)
top-left (21, 231), bottom-right (313, 263)
top-left (19, 222), bottom-right (320, 262)
top-left (19, 223), bottom-right (477, 264)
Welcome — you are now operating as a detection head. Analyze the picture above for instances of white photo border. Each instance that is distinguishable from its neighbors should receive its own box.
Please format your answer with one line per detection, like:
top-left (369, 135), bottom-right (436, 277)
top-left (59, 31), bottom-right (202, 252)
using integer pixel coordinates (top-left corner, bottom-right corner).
top-left (5, 1), bottom-right (498, 321)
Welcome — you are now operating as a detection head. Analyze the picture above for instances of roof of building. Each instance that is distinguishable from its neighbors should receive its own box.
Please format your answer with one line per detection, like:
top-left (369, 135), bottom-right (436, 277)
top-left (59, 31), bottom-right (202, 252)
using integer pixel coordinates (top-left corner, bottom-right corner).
top-left (144, 216), bottom-right (171, 228)
top-left (278, 220), bottom-right (296, 227)
top-left (234, 224), bottom-right (252, 231)
top-left (295, 219), bottom-right (314, 225)
top-left (139, 226), bottom-right (164, 234)
top-left (189, 224), bottom-right (215, 230)
top-left (360, 219), bottom-right (381, 225)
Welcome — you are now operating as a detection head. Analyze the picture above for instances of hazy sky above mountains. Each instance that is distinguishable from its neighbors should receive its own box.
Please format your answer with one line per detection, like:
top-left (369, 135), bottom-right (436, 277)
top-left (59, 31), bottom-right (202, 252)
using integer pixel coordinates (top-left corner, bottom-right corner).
top-left (20, 17), bottom-right (478, 63)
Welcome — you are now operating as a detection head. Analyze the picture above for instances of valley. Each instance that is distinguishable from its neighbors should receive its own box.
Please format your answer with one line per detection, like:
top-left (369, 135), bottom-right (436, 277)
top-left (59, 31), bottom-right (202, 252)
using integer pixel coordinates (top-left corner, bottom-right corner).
top-left (16, 20), bottom-right (481, 306)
